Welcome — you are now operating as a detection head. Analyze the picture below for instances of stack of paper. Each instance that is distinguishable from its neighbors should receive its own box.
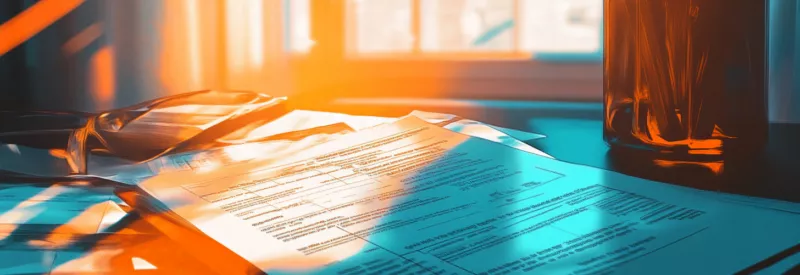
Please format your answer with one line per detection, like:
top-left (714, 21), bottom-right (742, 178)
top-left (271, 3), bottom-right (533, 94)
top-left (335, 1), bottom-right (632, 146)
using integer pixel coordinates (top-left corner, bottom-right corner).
top-left (103, 110), bottom-right (550, 184)
top-left (121, 115), bottom-right (800, 274)
top-left (0, 109), bottom-right (555, 273)
top-left (81, 109), bottom-right (800, 222)
top-left (8, 109), bottom-right (795, 273)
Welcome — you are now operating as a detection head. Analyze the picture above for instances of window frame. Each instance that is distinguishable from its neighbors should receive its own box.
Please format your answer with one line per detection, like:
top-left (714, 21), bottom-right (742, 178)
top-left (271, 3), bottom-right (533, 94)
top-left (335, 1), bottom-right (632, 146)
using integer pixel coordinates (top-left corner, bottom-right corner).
top-left (283, 0), bottom-right (604, 102)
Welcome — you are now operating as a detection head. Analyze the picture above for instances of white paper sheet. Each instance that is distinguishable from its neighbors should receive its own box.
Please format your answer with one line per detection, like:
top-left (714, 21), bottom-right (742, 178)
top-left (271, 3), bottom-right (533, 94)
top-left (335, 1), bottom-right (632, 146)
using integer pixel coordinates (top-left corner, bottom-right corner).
top-left (237, 109), bottom-right (544, 146)
top-left (106, 110), bottom-right (549, 184)
top-left (137, 116), bottom-right (800, 275)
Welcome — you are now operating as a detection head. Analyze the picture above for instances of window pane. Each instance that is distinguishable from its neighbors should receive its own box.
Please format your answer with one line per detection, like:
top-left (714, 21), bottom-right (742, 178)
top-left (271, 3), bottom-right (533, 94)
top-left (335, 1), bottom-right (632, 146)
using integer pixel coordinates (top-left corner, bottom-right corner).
top-left (420, 0), bottom-right (515, 52)
top-left (285, 0), bottom-right (313, 53)
top-left (520, 0), bottom-right (602, 53)
top-left (347, 0), bottom-right (414, 54)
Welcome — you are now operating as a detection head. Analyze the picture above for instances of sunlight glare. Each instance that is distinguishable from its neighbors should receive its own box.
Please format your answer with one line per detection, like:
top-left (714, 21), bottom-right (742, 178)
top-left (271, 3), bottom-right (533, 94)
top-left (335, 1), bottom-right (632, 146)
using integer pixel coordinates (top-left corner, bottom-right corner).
top-left (132, 257), bottom-right (158, 270)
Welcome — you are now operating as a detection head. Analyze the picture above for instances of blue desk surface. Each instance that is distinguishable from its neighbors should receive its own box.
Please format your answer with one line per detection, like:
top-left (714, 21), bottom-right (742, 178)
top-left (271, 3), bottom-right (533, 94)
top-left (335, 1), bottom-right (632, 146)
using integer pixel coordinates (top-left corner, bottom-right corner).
top-left (323, 98), bottom-right (800, 204)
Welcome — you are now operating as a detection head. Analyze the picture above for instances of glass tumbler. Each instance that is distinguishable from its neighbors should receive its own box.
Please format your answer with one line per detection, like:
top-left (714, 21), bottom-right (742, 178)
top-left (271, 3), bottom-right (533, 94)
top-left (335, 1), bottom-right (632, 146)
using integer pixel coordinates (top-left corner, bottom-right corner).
top-left (603, 0), bottom-right (769, 156)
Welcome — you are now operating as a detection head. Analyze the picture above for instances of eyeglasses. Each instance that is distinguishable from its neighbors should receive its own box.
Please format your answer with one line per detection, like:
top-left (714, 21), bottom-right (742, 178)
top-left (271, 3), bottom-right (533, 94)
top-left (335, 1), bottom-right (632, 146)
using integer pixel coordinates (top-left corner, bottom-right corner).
top-left (0, 90), bottom-right (290, 176)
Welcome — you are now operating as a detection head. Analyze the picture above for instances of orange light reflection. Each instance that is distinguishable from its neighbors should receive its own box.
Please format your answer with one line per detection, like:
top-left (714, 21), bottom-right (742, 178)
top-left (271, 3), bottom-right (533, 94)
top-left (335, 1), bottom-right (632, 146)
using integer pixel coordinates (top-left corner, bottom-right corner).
top-left (0, 0), bottom-right (85, 56)
top-left (159, 0), bottom-right (222, 95)
top-left (89, 46), bottom-right (116, 110)
top-left (653, 159), bottom-right (725, 175)
top-left (62, 23), bottom-right (102, 56)
top-left (49, 149), bottom-right (69, 159)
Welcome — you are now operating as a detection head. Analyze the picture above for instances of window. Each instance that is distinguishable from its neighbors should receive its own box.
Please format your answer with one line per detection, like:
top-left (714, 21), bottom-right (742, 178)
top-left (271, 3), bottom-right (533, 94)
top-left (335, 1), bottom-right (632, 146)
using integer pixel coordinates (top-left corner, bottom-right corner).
top-left (217, 0), bottom-right (605, 100)
top-left (520, 0), bottom-right (602, 61)
top-left (284, 0), bottom-right (313, 54)
top-left (343, 0), bottom-right (602, 60)
top-left (281, 0), bottom-right (603, 101)
top-left (284, 0), bottom-right (602, 59)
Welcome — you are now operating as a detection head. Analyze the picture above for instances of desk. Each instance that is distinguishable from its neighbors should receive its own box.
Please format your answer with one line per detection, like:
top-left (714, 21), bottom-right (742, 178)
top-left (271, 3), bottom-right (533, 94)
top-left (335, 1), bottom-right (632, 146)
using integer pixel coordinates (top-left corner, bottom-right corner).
top-left (323, 98), bottom-right (800, 273)
top-left (2, 99), bottom-right (799, 274)
top-left (323, 98), bottom-right (800, 203)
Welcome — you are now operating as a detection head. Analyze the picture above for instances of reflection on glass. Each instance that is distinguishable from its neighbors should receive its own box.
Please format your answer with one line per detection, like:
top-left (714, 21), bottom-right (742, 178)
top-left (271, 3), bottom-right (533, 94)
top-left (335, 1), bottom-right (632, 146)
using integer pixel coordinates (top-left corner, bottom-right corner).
top-left (520, 0), bottom-right (602, 53)
top-left (347, 0), bottom-right (414, 54)
top-left (285, 0), bottom-right (313, 53)
top-left (420, 0), bottom-right (515, 52)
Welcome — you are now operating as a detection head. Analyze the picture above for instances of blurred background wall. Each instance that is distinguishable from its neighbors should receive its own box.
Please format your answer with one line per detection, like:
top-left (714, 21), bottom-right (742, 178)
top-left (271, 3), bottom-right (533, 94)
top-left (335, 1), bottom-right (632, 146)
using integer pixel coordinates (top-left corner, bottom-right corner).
top-left (0, 0), bottom-right (30, 110)
top-left (1, 0), bottom-right (292, 112)
top-left (1, 0), bottom-right (798, 122)
top-left (769, 0), bottom-right (800, 123)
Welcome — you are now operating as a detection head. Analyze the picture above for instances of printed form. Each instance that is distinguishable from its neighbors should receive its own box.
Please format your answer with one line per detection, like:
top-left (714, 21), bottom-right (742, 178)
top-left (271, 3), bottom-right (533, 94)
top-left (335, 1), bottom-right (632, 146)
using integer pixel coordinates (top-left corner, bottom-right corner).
top-left (138, 116), bottom-right (800, 275)
top-left (108, 110), bottom-right (548, 185)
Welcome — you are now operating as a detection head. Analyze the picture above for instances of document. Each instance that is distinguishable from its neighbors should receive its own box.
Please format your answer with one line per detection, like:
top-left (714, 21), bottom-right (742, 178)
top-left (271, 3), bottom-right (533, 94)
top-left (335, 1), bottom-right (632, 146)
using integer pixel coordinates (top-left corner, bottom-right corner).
top-left (214, 109), bottom-right (544, 145)
top-left (137, 116), bottom-right (800, 275)
top-left (712, 193), bottom-right (800, 214)
top-left (407, 110), bottom-right (550, 158)
top-left (107, 110), bottom-right (549, 185)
